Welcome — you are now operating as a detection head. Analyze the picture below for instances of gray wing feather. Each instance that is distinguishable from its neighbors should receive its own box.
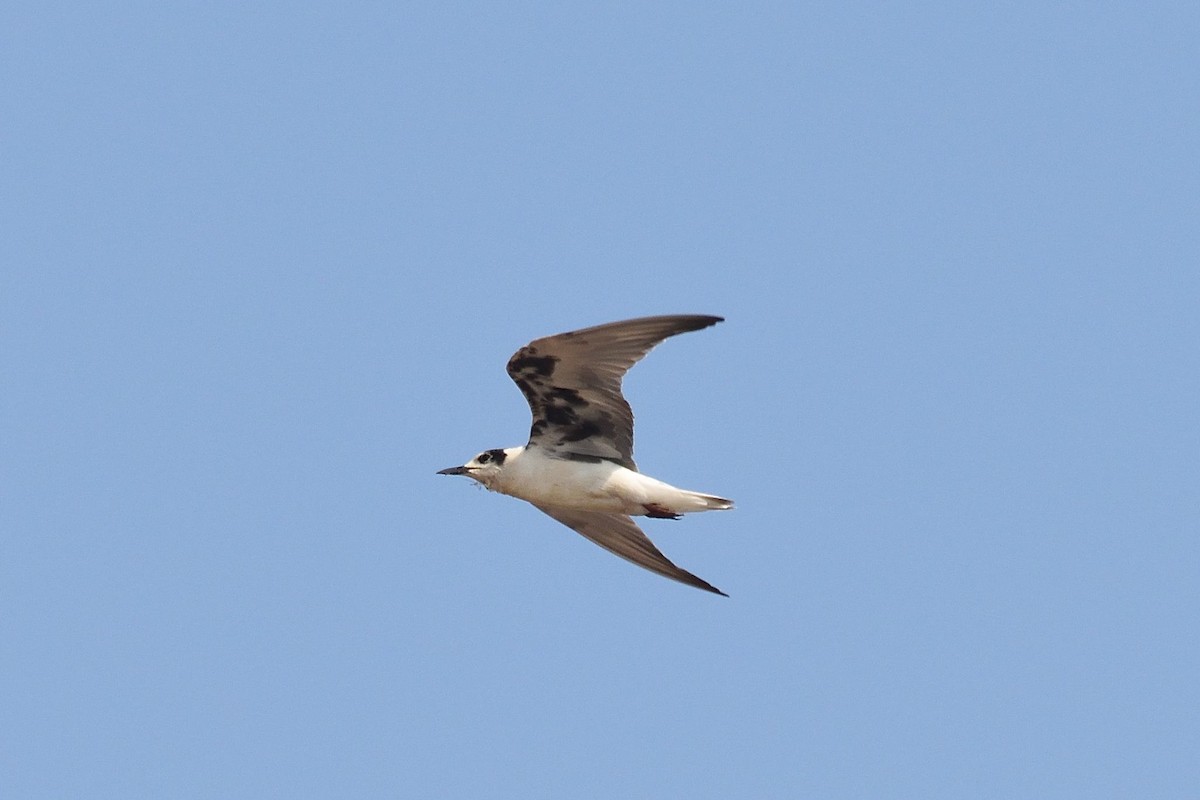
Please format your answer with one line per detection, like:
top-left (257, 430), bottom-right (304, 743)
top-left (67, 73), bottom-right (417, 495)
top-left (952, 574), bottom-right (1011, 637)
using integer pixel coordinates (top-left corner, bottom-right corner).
top-left (507, 315), bottom-right (722, 470)
top-left (534, 505), bottom-right (727, 596)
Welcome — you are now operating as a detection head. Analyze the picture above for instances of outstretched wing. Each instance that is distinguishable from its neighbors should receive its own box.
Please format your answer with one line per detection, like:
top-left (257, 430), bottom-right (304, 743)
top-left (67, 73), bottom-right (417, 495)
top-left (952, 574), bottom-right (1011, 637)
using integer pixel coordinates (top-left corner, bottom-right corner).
top-left (506, 315), bottom-right (722, 470)
top-left (534, 505), bottom-right (727, 596)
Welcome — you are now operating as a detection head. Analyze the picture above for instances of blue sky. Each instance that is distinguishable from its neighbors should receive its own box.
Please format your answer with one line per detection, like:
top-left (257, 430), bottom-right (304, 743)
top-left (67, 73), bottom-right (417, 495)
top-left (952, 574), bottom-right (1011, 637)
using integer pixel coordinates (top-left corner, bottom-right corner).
top-left (3, 2), bottom-right (1198, 797)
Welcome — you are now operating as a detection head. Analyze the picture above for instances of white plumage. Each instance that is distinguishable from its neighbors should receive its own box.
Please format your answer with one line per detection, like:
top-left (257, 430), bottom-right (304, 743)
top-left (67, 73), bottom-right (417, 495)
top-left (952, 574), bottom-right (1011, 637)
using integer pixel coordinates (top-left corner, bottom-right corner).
top-left (437, 315), bottom-right (732, 596)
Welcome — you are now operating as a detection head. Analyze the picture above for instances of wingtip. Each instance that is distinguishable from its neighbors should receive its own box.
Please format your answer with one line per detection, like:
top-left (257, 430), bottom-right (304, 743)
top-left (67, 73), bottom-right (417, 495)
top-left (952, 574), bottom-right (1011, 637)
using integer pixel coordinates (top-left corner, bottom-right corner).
top-left (689, 575), bottom-right (729, 597)
top-left (666, 314), bottom-right (723, 327)
top-left (669, 314), bottom-right (724, 336)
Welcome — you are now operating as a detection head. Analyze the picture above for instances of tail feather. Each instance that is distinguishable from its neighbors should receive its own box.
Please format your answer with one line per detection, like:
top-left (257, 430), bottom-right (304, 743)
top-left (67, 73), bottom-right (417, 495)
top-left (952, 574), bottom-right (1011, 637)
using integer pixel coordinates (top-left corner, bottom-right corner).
top-left (689, 492), bottom-right (734, 511)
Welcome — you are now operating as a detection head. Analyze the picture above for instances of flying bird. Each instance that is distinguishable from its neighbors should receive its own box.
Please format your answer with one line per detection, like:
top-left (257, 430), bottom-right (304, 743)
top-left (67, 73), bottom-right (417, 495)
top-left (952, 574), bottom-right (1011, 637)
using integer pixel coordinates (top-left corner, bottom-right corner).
top-left (437, 314), bottom-right (733, 596)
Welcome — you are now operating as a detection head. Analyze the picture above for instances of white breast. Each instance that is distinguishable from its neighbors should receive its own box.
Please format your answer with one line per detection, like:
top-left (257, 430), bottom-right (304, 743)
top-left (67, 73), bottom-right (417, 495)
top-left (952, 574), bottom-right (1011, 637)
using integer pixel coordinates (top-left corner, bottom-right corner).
top-left (496, 449), bottom-right (627, 511)
top-left (494, 447), bottom-right (709, 516)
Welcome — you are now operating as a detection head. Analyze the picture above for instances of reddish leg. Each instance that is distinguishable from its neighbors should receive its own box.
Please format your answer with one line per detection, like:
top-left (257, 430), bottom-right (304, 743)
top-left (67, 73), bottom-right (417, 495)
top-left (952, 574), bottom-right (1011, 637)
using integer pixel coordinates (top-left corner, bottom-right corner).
top-left (643, 503), bottom-right (682, 520)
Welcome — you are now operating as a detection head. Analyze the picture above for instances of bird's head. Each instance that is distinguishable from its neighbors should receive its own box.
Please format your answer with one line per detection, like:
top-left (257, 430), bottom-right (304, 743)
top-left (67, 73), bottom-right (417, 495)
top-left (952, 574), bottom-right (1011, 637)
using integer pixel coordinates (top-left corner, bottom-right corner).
top-left (436, 447), bottom-right (515, 488)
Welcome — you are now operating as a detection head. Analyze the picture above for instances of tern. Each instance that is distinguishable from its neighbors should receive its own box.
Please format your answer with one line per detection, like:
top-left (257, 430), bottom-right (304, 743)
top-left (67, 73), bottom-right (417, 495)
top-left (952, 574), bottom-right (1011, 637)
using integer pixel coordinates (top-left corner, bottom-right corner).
top-left (437, 314), bottom-right (733, 596)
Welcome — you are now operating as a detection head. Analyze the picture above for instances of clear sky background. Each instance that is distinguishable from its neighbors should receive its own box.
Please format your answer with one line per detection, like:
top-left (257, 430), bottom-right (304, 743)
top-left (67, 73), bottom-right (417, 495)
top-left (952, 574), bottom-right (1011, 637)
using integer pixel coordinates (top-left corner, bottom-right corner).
top-left (3, 2), bottom-right (1198, 798)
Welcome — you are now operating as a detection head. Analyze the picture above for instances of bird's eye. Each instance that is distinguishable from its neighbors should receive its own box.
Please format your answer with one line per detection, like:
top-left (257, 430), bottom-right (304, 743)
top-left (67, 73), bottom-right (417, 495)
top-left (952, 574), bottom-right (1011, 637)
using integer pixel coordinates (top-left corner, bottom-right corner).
top-left (478, 452), bottom-right (492, 464)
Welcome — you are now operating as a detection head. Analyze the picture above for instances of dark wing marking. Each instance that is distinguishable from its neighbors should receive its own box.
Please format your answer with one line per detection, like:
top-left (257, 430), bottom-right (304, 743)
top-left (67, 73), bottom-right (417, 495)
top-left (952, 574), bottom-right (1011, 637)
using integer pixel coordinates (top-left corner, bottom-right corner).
top-left (534, 505), bottom-right (727, 596)
top-left (506, 315), bottom-right (722, 470)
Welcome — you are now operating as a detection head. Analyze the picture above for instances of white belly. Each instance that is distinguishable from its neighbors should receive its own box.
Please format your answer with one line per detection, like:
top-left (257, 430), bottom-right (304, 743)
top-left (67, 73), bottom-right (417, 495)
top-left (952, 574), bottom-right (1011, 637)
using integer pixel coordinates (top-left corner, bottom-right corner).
top-left (494, 451), bottom-right (704, 515)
